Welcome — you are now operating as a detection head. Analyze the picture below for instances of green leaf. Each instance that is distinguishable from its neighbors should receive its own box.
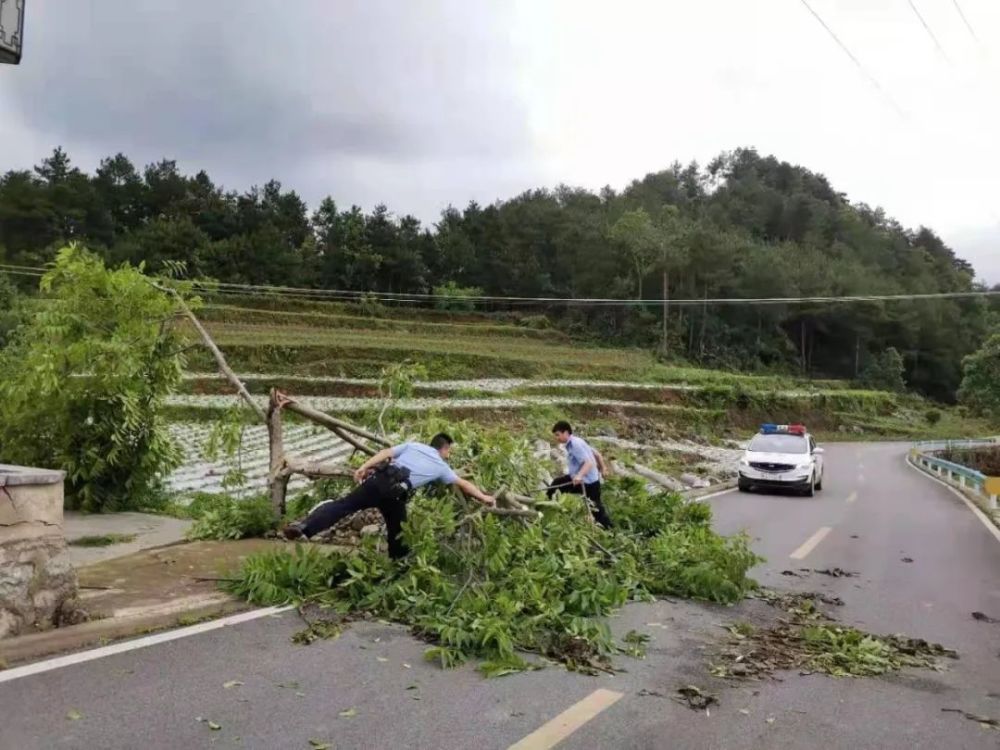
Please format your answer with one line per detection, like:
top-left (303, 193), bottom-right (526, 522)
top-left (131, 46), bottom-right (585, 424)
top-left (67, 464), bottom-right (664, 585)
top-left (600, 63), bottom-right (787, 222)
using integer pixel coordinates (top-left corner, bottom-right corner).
top-left (66, 709), bottom-right (84, 721)
top-left (338, 708), bottom-right (357, 719)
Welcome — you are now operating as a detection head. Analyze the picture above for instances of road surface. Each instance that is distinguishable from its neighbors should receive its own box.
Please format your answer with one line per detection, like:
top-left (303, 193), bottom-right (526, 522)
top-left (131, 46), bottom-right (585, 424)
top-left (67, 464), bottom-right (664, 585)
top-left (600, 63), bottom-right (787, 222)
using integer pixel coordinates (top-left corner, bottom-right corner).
top-left (2, 441), bottom-right (999, 749)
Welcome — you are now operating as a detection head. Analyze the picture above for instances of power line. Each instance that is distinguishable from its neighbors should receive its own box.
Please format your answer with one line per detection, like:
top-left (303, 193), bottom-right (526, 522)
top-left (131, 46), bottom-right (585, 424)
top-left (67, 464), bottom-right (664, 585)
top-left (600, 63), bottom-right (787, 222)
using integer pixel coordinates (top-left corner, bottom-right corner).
top-left (951, 0), bottom-right (980, 42)
top-left (797, 0), bottom-right (906, 118)
top-left (5, 263), bottom-right (997, 307)
top-left (907, 0), bottom-right (951, 62)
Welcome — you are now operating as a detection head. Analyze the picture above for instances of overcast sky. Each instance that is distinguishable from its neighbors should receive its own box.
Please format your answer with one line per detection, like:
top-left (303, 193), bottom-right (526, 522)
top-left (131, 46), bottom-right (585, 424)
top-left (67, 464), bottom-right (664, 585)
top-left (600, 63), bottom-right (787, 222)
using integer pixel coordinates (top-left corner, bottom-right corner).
top-left (2, 0), bottom-right (998, 282)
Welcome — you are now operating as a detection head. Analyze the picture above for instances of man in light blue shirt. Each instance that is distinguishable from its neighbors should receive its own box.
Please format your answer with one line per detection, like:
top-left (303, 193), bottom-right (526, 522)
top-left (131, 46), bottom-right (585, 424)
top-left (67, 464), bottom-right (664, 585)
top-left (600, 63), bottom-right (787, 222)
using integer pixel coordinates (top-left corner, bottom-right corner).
top-left (546, 420), bottom-right (613, 528)
top-left (284, 433), bottom-right (495, 558)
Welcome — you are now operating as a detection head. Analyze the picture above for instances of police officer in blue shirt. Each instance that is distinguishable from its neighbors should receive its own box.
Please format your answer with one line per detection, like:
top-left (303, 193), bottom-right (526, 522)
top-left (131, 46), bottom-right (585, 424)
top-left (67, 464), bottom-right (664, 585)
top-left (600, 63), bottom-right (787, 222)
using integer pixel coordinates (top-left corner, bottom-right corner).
top-left (283, 433), bottom-right (495, 558)
top-left (546, 421), bottom-right (613, 528)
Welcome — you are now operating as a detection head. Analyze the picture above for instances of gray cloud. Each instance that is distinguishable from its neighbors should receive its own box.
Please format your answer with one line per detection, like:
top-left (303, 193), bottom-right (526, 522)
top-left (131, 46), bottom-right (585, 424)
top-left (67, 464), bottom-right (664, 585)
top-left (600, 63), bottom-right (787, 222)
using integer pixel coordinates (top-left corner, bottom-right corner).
top-left (4, 0), bottom-right (537, 218)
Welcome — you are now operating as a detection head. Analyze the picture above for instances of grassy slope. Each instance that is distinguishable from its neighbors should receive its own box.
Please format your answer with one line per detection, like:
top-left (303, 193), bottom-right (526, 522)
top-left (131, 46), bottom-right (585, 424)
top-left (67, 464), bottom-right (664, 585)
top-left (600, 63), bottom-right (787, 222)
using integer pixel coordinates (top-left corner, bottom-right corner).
top-left (179, 297), bottom-right (994, 440)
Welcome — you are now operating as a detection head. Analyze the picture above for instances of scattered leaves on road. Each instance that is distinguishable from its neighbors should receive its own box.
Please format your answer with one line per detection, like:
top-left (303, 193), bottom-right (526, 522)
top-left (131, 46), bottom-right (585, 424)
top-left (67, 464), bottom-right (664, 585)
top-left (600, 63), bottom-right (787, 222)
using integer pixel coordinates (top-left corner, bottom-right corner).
top-left (673, 685), bottom-right (718, 711)
top-left (207, 721), bottom-right (222, 731)
top-left (376, 656), bottom-right (389, 663)
top-left (223, 680), bottom-right (244, 689)
top-left (338, 708), bottom-right (357, 719)
top-left (972, 611), bottom-right (999, 624)
top-left (812, 568), bottom-right (858, 578)
top-left (901, 557), bottom-right (914, 563)
top-left (308, 740), bottom-right (331, 749)
top-left (66, 709), bottom-right (83, 721)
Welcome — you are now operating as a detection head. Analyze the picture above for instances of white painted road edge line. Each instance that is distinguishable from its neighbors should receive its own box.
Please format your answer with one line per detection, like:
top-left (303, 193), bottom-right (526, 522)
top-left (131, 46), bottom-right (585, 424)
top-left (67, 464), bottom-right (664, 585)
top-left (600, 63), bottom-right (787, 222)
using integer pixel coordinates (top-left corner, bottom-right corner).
top-left (904, 455), bottom-right (1000, 545)
top-left (790, 526), bottom-right (833, 560)
top-left (508, 688), bottom-right (624, 750)
top-left (0, 605), bottom-right (294, 685)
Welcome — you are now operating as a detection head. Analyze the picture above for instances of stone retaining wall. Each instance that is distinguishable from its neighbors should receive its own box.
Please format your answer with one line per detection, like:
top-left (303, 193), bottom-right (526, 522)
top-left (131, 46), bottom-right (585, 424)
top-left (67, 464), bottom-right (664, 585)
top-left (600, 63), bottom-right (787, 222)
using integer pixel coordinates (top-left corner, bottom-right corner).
top-left (0, 464), bottom-right (83, 639)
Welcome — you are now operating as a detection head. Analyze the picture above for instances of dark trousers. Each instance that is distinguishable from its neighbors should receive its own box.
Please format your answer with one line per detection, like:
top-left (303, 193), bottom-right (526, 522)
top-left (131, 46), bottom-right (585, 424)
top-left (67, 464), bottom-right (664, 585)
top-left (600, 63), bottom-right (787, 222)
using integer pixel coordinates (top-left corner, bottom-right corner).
top-left (547, 474), bottom-right (613, 528)
top-left (301, 474), bottom-right (410, 559)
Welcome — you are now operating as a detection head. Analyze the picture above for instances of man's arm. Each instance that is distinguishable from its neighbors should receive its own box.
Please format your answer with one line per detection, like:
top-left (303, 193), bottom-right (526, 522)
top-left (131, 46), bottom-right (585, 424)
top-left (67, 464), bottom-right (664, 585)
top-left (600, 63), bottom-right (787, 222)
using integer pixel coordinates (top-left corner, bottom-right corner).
top-left (572, 458), bottom-right (596, 485)
top-left (593, 448), bottom-right (611, 478)
top-left (454, 477), bottom-right (495, 506)
top-left (353, 447), bottom-right (395, 483)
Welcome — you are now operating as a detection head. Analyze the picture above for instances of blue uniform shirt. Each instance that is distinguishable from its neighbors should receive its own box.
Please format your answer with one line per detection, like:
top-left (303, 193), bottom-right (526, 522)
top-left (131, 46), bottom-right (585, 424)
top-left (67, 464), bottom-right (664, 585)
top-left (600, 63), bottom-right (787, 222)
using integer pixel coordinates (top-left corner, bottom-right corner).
top-left (390, 443), bottom-right (459, 488)
top-left (566, 436), bottom-right (600, 485)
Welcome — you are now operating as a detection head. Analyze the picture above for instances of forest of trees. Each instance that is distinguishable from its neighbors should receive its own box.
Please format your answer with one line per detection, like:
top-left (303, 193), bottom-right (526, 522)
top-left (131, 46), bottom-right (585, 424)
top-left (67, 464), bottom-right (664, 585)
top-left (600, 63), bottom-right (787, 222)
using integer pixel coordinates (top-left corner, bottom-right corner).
top-left (1, 146), bottom-right (996, 400)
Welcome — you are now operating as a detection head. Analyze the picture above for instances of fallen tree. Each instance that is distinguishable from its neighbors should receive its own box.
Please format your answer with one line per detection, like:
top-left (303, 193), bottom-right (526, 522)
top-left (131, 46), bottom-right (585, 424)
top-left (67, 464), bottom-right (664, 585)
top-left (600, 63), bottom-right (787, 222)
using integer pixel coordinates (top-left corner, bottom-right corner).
top-left (229, 475), bottom-right (762, 676)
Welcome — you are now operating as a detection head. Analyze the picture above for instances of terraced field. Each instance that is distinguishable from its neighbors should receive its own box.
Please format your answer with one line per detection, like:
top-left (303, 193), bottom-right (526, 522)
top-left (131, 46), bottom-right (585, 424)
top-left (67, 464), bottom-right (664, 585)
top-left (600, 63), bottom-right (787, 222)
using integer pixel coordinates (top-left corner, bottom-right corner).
top-left (162, 297), bottom-right (988, 501)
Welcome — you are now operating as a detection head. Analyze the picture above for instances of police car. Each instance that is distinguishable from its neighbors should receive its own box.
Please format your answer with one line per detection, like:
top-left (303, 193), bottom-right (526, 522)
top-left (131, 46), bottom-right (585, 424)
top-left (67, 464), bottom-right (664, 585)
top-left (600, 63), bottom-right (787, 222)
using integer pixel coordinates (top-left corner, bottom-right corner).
top-left (737, 424), bottom-right (824, 496)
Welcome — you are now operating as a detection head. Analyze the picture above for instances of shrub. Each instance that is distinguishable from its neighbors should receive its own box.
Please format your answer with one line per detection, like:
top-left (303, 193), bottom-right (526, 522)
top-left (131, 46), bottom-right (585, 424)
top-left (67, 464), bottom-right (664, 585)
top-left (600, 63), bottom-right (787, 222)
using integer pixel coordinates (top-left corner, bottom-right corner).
top-left (0, 247), bottom-right (194, 512)
top-left (187, 494), bottom-right (277, 540)
top-left (958, 333), bottom-right (1000, 419)
top-left (924, 409), bottom-right (942, 426)
top-left (433, 281), bottom-right (483, 312)
top-left (860, 347), bottom-right (906, 393)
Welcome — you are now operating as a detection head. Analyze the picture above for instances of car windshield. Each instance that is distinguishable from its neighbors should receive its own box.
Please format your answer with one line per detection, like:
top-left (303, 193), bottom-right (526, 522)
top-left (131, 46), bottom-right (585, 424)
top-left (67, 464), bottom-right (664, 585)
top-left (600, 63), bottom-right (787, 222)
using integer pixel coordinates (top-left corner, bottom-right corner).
top-left (748, 434), bottom-right (809, 454)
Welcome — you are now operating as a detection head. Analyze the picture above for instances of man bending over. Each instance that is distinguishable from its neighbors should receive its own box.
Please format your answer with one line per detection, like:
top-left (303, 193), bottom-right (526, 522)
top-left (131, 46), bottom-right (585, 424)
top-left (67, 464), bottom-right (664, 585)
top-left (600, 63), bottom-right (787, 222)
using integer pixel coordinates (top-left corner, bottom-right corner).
top-left (283, 433), bottom-right (495, 559)
top-left (546, 421), bottom-right (613, 528)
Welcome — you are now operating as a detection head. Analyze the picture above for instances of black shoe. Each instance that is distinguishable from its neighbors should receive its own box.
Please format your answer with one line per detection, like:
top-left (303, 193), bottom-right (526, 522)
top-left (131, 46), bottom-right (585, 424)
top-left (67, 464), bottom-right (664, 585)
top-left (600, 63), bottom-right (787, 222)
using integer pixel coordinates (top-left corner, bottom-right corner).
top-left (282, 521), bottom-right (309, 541)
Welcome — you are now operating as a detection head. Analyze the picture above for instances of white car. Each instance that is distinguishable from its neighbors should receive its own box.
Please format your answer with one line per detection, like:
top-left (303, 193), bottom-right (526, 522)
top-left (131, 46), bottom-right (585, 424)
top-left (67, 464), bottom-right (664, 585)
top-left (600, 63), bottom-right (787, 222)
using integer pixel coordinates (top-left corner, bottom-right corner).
top-left (737, 424), bottom-right (824, 496)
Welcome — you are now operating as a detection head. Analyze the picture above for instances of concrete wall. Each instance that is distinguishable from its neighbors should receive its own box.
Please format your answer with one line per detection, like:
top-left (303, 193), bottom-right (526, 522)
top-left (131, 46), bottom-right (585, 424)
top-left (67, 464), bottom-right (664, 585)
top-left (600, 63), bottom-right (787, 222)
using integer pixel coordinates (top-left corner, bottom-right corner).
top-left (0, 465), bottom-right (83, 639)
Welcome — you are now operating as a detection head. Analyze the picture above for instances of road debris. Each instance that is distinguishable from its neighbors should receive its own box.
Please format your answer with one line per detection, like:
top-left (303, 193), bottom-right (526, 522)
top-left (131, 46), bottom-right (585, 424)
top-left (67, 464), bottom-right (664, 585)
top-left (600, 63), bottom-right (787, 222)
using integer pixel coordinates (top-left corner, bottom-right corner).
top-left (811, 568), bottom-right (858, 578)
top-left (673, 685), bottom-right (718, 711)
top-left (972, 611), bottom-right (999, 624)
top-left (901, 557), bottom-right (914, 563)
top-left (941, 708), bottom-right (1000, 731)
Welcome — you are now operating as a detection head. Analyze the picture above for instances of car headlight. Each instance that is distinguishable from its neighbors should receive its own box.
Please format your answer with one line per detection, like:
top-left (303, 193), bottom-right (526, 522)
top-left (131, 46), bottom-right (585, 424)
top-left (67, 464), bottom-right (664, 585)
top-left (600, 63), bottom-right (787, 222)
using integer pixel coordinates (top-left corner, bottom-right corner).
top-left (739, 458), bottom-right (750, 467)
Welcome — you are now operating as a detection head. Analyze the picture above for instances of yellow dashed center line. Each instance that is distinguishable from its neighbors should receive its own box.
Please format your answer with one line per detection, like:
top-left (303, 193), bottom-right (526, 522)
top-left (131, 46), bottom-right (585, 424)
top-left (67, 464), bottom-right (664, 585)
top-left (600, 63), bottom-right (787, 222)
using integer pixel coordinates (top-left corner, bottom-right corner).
top-left (790, 526), bottom-right (832, 560)
top-left (508, 689), bottom-right (624, 750)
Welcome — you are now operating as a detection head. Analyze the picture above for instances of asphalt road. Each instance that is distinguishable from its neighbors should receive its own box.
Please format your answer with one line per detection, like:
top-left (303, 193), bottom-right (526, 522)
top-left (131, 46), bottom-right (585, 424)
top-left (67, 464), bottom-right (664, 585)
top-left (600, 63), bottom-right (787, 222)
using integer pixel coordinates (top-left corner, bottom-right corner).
top-left (2, 441), bottom-right (999, 750)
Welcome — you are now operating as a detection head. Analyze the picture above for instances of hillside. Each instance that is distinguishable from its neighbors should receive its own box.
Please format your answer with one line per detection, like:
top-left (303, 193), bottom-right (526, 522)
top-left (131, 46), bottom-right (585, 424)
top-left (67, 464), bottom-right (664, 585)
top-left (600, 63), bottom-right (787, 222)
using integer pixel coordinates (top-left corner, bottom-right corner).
top-left (2, 146), bottom-right (997, 402)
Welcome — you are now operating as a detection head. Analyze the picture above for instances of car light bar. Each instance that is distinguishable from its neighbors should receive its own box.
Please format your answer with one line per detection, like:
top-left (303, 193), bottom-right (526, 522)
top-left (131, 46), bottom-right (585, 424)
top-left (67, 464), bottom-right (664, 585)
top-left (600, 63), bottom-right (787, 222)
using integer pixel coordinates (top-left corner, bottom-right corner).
top-left (760, 423), bottom-right (807, 435)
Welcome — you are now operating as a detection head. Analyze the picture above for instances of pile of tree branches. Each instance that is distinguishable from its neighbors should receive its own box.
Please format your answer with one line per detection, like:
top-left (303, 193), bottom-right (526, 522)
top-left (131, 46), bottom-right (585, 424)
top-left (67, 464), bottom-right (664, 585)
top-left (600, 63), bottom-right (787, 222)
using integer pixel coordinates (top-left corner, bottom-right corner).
top-left (228, 430), bottom-right (761, 676)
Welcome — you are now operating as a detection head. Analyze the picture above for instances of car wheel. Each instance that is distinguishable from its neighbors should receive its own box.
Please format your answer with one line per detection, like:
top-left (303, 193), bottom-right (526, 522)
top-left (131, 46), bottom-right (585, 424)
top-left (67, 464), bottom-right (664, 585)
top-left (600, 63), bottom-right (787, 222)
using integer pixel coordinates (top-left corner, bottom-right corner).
top-left (737, 478), bottom-right (751, 493)
top-left (815, 474), bottom-right (823, 491)
top-left (804, 475), bottom-right (816, 497)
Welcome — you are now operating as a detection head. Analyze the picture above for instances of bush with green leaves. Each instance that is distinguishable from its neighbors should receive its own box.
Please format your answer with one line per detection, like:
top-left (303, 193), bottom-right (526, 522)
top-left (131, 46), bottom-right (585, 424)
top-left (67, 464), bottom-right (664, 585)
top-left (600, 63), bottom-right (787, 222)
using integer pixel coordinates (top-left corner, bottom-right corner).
top-left (186, 494), bottom-right (277, 540)
top-left (860, 347), bottom-right (906, 393)
top-left (924, 408), bottom-right (942, 426)
top-left (433, 281), bottom-right (483, 312)
top-left (228, 475), bottom-right (761, 676)
top-left (0, 246), bottom-right (195, 511)
top-left (958, 332), bottom-right (1000, 419)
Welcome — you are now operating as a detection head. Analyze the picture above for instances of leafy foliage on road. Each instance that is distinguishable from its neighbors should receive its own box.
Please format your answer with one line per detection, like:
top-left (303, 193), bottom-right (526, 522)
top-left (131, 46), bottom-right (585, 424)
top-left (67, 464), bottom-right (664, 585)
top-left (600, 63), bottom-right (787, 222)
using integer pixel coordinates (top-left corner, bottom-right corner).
top-left (229, 473), bottom-right (761, 676)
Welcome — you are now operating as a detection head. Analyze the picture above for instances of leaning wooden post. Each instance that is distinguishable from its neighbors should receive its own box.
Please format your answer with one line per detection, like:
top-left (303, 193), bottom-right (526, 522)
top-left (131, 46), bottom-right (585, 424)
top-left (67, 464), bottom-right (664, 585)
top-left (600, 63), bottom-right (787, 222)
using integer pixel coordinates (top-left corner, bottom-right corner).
top-left (267, 389), bottom-right (290, 519)
top-left (155, 282), bottom-right (267, 423)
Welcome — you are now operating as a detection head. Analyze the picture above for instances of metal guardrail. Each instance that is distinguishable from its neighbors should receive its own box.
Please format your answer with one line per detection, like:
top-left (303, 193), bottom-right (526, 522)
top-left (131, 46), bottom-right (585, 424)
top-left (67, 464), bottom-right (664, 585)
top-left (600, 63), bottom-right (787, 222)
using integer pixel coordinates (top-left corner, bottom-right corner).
top-left (910, 438), bottom-right (999, 511)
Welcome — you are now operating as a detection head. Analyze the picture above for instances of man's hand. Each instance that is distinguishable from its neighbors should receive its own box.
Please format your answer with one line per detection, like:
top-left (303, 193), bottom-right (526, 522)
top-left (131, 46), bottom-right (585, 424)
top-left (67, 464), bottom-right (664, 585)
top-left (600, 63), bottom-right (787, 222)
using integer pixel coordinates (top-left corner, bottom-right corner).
top-left (479, 494), bottom-right (496, 507)
top-left (353, 467), bottom-right (371, 483)
top-left (572, 475), bottom-right (583, 486)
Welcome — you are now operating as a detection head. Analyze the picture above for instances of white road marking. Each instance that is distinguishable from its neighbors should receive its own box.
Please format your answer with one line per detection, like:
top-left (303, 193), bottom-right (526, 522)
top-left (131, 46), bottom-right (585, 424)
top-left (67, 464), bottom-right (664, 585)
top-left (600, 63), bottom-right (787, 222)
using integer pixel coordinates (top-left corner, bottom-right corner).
top-left (845, 491), bottom-right (858, 504)
top-left (790, 526), bottom-right (833, 560)
top-left (0, 606), bottom-right (293, 684)
top-left (690, 486), bottom-right (738, 502)
top-left (904, 456), bottom-right (1000, 545)
top-left (508, 689), bottom-right (624, 750)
